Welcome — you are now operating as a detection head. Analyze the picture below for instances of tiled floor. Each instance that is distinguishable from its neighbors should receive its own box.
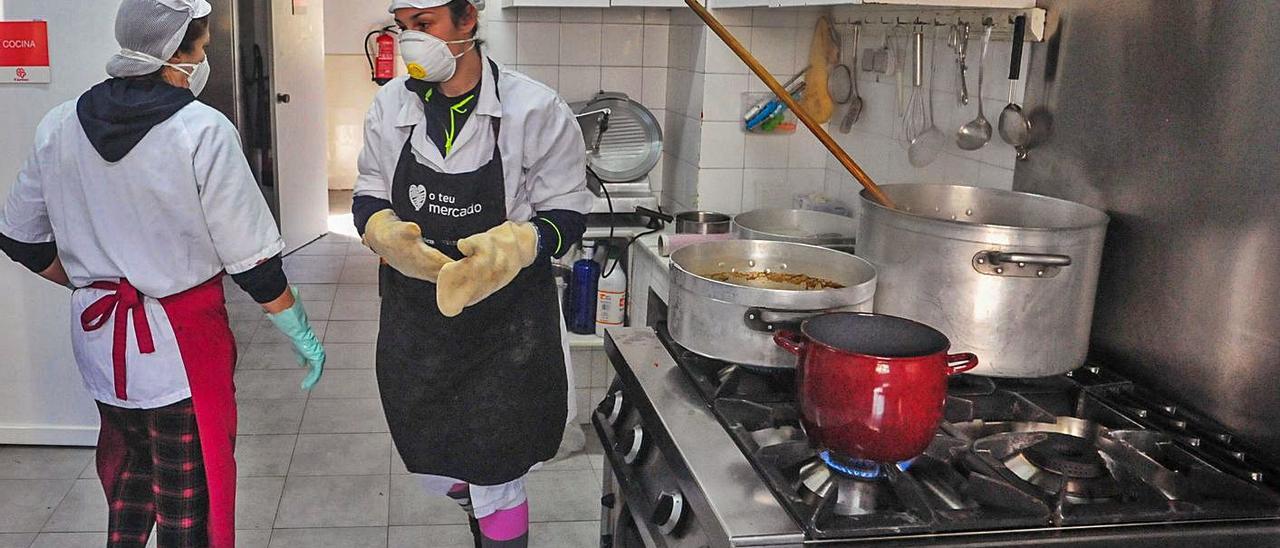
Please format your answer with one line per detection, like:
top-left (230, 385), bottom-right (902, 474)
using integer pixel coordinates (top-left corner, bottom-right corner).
top-left (0, 194), bottom-right (606, 548)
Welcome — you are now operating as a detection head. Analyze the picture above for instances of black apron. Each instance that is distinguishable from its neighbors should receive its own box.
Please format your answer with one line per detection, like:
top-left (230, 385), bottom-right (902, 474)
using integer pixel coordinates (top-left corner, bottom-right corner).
top-left (377, 68), bottom-right (568, 486)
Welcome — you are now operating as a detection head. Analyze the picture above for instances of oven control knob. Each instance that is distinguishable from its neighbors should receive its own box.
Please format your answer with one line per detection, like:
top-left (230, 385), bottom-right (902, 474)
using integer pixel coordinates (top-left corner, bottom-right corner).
top-left (596, 390), bottom-right (625, 424)
top-left (652, 491), bottom-right (685, 535)
top-left (616, 424), bottom-right (646, 465)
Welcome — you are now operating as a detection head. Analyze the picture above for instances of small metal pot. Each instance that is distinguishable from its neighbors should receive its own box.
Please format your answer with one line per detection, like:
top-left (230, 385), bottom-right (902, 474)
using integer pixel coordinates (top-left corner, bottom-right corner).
top-left (675, 211), bottom-right (732, 234)
top-left (668, 240), bottom-right (877, 369)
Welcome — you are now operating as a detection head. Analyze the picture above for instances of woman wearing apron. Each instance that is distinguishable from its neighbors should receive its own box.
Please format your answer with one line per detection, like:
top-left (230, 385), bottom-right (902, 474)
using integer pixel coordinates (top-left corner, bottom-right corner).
top-left (352, 1), bottom-right (593, 546)
top-left (0, 1), bottom-right (325, 546)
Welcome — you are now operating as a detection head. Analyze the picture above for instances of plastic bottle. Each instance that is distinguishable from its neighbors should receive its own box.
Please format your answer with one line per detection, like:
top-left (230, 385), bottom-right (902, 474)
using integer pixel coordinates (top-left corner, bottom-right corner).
top-left (567, 242), bottom-right (600, 335)
top-left (596, 252), bottom-right (627, 336)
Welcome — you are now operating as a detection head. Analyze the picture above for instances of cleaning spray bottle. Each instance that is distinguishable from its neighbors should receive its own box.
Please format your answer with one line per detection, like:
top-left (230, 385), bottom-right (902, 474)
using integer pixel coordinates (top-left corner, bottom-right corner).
top-left (596, 248), bottom-right (627, 336)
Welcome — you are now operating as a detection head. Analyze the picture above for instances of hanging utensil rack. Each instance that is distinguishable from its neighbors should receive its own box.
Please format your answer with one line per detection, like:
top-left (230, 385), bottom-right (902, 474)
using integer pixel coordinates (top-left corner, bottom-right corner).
top-left (830, 5), bottom-right (1046, 43)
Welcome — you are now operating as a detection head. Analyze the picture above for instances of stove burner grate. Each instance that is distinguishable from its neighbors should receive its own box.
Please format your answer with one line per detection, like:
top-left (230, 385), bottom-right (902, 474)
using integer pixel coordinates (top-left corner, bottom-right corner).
top-left (1021, 435), bottom-right (1106, 479)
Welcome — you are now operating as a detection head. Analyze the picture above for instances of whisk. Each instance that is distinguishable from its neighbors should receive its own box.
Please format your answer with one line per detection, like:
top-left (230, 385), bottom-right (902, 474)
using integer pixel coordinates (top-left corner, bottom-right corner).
top-left (899, 29), bottom-right (927, 149)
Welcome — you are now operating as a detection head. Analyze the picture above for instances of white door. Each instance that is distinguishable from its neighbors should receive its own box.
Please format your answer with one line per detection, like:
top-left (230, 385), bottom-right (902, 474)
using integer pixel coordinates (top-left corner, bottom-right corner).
top-left (270, 0), bottom-right (329, 252)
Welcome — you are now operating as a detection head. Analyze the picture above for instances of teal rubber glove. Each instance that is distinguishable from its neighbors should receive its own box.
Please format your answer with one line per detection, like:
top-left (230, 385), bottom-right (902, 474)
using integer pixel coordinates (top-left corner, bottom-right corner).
top-left (266, 287), bottom-right (325, 391)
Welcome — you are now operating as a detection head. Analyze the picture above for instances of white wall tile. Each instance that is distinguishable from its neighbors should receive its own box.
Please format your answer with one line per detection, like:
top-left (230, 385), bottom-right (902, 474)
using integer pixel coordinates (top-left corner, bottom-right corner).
top-left (703, 26), bottom-right (749, 75)
top-left (699, 122), bottom-right (745, 168)
top-left (788, 168), bottom-right (827, 197)
top-left (795, 8), bottom-right (824, 31)
top-left (744, 133), bottom-right (790, 169)
top-left (751, 27), bottom-right (799, 77)
top-left (643, 25), bottom-right (670, 68)
top-left (680, 115), bottom-right (703, 166)
top-left (674, 26), bottom-right (706, 72)
top-left (664, 69), bottom-right (703, 120)
top-left (516, 22), bottom-right (560, 65)
top-left (740, 169), bottom-right (760, 212)
top-left (484, 6), bottom-right (516, 22)
top-left (601, 24), bottom-right (644, 67)
top-left (977, 162), bottom-right (1015, 190)
top-left (751, 8), bottom-right (797, 29)
top-left (561, 7), bottom-right (603, 23)
top-left (696, 169), bottom-right (745, 214)
top-left (558, 66), bottom-right (603, 103)
top-left (518, 65), bottom-right (559, 89)
top-left (981, 121), bottom-right (1020, 171)
top-left (603, 7), bottom-right (644, 24)
top-left (644, 8), bottom-right (671, 26)
top-left (670, 7), bottom-right (704, 27)
top-left (324, 0), bottom-right (396, 55)
top-left (642, 67), bottom-right (667, 110)
top-left (602, 67), bottom-right (643, 99)
top-left (560, 24), bottom-right (603, 66)
top-left (709, 7), bottom-right (753, 27)
top-left (787, 129), bottom-right (829, 168)
top-left (481, 21), bottom-right (519, 66)
top-left (701, 73), bottom-right (749, 122)
top-left (516, 7), bottom-right (561, 22)
top-left (750, 168), bottom-right (793, 209)
top-left (671, 157), bottom-right (700, 207)
top-left (858, 80), bottom-right (901, 140)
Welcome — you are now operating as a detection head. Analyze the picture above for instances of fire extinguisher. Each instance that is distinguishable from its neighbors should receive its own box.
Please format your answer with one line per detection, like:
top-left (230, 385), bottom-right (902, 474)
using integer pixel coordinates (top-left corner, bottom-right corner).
top-left (366, 26), bottom-right (398, 86)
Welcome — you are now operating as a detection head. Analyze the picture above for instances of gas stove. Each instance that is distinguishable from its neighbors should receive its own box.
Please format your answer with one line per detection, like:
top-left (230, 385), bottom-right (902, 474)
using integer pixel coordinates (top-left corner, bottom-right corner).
top-left (593, 325), bottom-right (1280, 547)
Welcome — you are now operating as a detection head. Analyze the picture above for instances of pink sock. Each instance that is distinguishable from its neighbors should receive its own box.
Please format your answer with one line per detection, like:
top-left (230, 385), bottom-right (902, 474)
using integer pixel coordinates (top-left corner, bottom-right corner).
top-left (449, 483), bottom-right (469, 494)
top-left (477, 501), bottom-right (529, 541)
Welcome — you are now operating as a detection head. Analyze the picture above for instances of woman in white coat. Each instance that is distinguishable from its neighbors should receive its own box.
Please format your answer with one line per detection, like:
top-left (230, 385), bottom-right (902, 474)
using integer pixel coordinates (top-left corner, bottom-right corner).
top-left (0, 1), bottom-right (325, 546)
top-left (352, 0), bottom-right (594, 546)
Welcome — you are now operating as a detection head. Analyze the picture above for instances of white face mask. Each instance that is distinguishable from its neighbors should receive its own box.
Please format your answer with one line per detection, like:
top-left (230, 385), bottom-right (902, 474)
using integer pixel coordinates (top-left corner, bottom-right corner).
top-left (399, 30), bottom-right (475, 83)
top-left (119, 49), bottom-right (211, 96)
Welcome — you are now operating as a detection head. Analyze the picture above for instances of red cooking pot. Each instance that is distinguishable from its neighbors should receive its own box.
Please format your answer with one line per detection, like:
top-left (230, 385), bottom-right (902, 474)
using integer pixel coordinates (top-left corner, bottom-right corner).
top-left (774, 312), bottom-right (978, 463)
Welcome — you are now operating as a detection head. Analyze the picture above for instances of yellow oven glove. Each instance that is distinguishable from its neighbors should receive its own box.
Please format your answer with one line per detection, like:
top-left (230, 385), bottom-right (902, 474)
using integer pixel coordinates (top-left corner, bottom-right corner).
top-left (362, 209), bottom-right (454, 283)
top-left (435, 221), bottom-right (539, 317)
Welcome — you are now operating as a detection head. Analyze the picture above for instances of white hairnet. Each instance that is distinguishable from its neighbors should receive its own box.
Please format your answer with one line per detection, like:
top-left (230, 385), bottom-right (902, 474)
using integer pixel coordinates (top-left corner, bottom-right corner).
top-left (389, 0), bottom-right (486, 14)
top-left (106, 0), bottom-right (213, 78)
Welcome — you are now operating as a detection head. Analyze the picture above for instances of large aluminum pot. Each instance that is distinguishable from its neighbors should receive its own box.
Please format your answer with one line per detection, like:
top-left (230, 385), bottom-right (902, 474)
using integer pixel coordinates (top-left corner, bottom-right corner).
top-left (857, 184), bottom-right (1109, 378)
top-left (669, 240), bottom-right (877, 369)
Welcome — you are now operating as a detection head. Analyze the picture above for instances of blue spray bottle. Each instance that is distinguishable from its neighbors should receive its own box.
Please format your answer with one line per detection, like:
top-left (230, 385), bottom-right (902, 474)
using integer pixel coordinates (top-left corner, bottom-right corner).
top-left (567, 242), bottom-right (601, 334)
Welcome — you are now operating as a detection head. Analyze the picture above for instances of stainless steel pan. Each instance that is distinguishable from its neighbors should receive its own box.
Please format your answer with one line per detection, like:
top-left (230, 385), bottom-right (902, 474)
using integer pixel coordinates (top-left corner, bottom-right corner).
top-left (668, 240), bottom-right (877, 369)
top-left (733, 209), bottom-right (857, 250)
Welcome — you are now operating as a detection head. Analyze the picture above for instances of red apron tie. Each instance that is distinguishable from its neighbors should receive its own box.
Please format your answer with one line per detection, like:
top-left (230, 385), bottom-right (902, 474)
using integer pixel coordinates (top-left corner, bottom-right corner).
top-left (80, 279), bottom-right (157, 400)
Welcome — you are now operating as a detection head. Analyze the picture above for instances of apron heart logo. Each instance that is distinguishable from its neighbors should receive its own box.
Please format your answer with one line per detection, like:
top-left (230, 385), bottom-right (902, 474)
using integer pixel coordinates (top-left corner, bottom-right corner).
top-left (409, 184), bottom-right (428, 212)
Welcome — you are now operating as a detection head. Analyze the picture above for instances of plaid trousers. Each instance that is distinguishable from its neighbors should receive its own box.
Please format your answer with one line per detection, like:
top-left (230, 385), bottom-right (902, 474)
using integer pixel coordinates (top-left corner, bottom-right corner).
top-left (96, 399), bottom-right (210, 548)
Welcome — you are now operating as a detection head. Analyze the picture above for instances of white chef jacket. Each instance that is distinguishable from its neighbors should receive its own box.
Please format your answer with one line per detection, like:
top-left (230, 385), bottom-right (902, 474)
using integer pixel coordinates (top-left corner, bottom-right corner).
top-left (0, 99), bottom-right (284, 408)
top-left (353, 54), bottom-right (592, 431)
top-left (353, 55), bottom-right (595, 220)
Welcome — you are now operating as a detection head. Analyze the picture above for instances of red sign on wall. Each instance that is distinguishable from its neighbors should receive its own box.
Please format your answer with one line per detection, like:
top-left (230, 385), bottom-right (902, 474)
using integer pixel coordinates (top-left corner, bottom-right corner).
top-left (0, 21), bottom-right (51, 84)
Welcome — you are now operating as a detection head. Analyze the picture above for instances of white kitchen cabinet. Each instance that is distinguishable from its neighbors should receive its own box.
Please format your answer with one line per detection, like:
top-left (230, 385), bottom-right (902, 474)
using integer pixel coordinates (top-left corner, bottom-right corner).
top-left (708, 0), bottom-right (1034, 10)
top-left (500, 0), bottom-right (610, 8)
top-left (611, 0), bottom-right (687, 8)
top-left (867, 0), bottom-right (1034, 7)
